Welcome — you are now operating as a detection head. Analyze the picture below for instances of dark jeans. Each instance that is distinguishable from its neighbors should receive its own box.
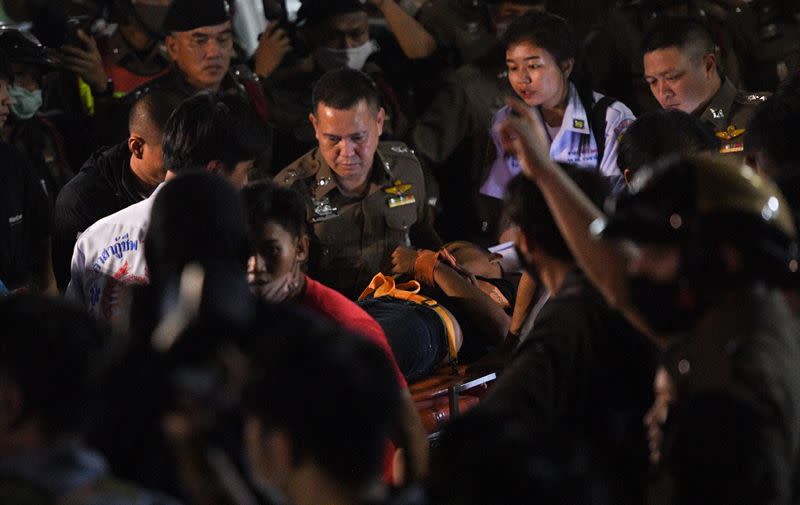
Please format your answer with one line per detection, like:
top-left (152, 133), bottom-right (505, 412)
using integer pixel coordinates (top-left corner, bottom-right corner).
top-left (358, 297), bottom-right (447, 383)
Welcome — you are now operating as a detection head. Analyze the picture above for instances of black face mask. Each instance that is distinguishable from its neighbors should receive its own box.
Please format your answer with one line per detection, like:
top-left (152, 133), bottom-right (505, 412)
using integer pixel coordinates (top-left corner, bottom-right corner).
top-left (627, 275), bottom-right (705, 334)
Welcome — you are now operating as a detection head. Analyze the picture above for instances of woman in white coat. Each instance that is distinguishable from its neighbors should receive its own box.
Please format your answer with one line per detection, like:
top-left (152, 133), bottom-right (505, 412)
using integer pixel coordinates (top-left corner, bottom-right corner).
top-left (481, 12), bottom-right (635, 201)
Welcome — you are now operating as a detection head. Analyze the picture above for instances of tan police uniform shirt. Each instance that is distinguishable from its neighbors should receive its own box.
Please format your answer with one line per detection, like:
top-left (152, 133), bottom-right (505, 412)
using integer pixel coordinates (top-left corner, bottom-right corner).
top-left (698, 77), bottom-right (769, 156)
top-left (275, 141), bottom-right (427, 299)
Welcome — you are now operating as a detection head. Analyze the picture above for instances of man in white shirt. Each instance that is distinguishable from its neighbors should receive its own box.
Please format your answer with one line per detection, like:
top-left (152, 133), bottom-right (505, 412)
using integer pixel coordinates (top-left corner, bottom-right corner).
top-left (66, 92), bottom-right (267, 322)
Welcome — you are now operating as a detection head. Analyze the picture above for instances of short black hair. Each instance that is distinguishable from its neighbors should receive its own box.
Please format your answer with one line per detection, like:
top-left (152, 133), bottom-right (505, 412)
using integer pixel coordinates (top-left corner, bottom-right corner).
top-left (505, 165), bottom-right (610, 261)
top-left (619, 109), bottom-right (717, 176)
top-left (501, 11), bottom-right (575, 65)
top-left (0, 295), bottom-right (108, 437)
top-left (162, 91), bottom-right (268, 175)
top-left (128, 89), bottom-right (182, 135)
top-left (297, 0), bottom-right (365, 26)
top-left (243, 323), bottom-right (400, 490)
top-left (242, 181), bottom-right (308, 241)
top-left (642, 16), bottom-right (716, 59)
top-left (145, 171), bottom-right (250, 290)
top-left (312, 68), bottom-right (381, 115)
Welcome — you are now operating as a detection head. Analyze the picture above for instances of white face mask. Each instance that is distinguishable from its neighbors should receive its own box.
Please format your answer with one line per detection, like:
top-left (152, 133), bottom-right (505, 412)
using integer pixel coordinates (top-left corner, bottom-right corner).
top-left (9, 85), bottom-right (43, 120)
top-left (313, 39), bottom-right (378, 72)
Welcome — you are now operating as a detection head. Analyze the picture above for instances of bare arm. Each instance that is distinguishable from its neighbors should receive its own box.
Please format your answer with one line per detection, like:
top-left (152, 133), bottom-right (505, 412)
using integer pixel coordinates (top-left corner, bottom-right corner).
top-left (509, 271), bottom-right (537, 337)
top-left (496, 99), bottom-right (659, 344)
top-left (432, 263), bottom-right (510, 345)
top-left (392, 246), bottom-right (510, 344)
top-left (370, 0), bottom-right (437, 59)
top-left (395, 389), bottom-right (430, 482)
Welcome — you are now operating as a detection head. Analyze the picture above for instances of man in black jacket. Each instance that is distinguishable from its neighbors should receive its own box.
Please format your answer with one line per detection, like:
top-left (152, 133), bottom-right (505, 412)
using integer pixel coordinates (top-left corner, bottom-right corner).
top-left (474, 169), bottom-right (655, 505)
top-left (53, 90), bottom-right (179, 291)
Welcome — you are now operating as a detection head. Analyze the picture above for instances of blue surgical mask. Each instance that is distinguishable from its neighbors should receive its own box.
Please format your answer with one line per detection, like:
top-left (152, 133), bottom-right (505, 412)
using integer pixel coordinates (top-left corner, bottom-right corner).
top-left (314, 39), bottom-right (378, 72)
top-left (9, 85), bottom-right (43, 120)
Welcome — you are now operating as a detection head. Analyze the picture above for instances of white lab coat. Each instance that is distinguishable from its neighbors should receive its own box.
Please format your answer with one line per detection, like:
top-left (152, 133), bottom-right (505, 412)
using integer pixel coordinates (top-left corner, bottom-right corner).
top-left (65, 184), bottom-right (164, 322)
top-left (480, 83), bottom-right (635, 198)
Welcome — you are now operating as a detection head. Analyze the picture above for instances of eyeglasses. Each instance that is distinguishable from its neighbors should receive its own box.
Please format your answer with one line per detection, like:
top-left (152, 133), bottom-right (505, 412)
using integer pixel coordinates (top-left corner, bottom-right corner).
top-left (185, 31), bottom-right (234, 51)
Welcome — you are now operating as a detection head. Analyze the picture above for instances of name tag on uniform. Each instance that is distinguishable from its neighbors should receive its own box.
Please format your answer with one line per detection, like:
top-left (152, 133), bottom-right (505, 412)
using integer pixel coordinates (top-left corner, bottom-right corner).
top-left (720, 142), bottom-right (744, 154)
top-left (387, 194), bottom-right (416, 208)
top-left (384, 180), bottom-right (415, 208)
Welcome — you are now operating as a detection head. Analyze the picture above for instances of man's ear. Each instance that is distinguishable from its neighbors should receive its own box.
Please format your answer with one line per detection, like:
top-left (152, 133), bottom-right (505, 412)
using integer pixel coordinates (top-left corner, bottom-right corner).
top-left (296, 234), bottom-right (310, 263)
top-left (376, 107), bottom-right (385, 137)
top-left (0, 380), bottom-right (23, 433)
top-left (561, 58), bottom-right (575, 79)
top-left (128, 135), bottom-right (145, 159)
top-left (702, 52), bottom-right (717, 79)
top-left (309, 112), bottom-right (319, 141)
top-left (623, 168), bottom-right (632, 186)
top-left (165, 34), bottom-right (179, 59)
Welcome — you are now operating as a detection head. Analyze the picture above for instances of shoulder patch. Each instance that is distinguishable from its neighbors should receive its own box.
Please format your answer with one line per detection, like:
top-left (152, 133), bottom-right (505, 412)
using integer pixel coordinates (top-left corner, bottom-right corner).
top-left (232, 64), bottom-right (259, 82)
top-left (377, 141), bottom-right (418, 160)
top-left (736, 91), bottom-right (770, 105)
top-left (277, 152), bottom-right (319, 185)
top-left (614, 118), bottom-right (634, 139)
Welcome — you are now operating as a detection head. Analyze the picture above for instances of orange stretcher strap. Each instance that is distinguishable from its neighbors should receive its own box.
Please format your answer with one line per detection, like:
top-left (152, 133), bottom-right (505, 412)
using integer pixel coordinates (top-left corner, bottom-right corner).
top-left (359, 273), bottom-right (459, 365)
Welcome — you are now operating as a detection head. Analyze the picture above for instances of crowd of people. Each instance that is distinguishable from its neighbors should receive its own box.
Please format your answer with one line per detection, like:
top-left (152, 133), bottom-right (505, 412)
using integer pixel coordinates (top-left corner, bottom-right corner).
top-left (1, 0), bottom-right (800, 503)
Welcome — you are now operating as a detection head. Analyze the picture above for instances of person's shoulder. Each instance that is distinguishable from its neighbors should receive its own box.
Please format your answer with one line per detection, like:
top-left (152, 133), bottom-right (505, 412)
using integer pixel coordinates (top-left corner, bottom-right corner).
top-left (732, 89), bottom-right (771, 121)
top-left (275, 148), bottom-right (324, 185)
top-left (378, 141), bottom-right (419, 161)
top-left (734, 89), bottom-right (771, 107)
top-left (589, 90), bottom-right (635, 119)
top-left (75, 196), bottom-right (153, 248)
top-left (122, 66), bottom-right (180, 104)
top-left (59, 145), bottom-right (124, 198)
top-left (304, 275), bottom-right (348, 304)
top-left (377, 141), bottom-right (424, 179)
top-left (492, 104), bottom-right (514, 123)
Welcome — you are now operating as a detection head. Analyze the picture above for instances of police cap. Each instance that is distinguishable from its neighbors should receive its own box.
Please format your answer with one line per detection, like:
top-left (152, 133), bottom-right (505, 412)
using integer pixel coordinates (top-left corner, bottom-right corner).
top-left (0, 28), bottom-right (54, 69)
top-left (163, 0), bottom-right (232, 32)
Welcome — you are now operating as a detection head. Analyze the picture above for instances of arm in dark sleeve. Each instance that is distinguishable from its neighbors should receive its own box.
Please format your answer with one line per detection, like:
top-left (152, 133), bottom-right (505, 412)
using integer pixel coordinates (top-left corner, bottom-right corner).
top-left (53, 169), bottom-right (125, 291)
top-left (53, 176), bottom-right (92, 291)
top-left (409, 73), bottom-right (471, 166)
top-left (477, 302), bottom-right (589, 430)
top-left (23, 155), bottom-right (55, 293)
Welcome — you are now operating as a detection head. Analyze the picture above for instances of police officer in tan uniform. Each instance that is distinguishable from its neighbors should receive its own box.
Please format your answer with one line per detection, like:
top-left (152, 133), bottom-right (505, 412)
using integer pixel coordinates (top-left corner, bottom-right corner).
top-left (642, 16), bottom-right (768, 157)
top-left (275, 68), bottom-right (440, 298)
